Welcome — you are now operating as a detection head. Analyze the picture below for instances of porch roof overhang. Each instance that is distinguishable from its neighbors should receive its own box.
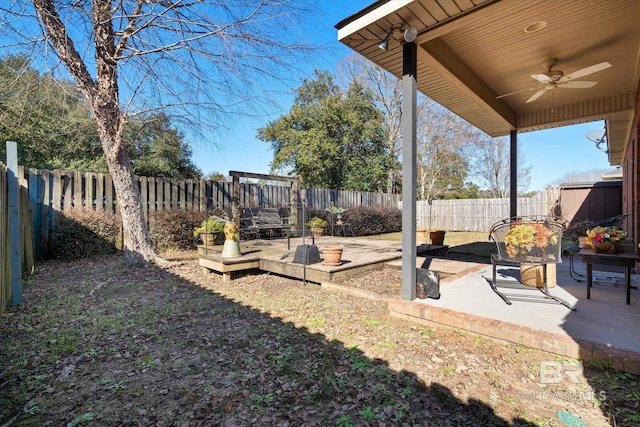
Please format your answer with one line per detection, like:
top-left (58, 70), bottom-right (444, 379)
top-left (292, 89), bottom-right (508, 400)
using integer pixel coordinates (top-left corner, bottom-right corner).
top-left (336, 0), bottom-right (640, 165)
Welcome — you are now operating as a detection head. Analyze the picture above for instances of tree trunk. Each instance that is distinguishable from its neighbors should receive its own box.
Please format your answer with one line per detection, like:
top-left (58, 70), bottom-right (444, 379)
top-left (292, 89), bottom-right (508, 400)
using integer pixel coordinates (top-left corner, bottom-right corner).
top-left (93, 1), bottom-right (158, 264)
top-left (387, 169), bottom-right (395, 194)
top-left (33, 0), bottom-right (158, 263)
top-left (100, 129), bottom-right (157, 264)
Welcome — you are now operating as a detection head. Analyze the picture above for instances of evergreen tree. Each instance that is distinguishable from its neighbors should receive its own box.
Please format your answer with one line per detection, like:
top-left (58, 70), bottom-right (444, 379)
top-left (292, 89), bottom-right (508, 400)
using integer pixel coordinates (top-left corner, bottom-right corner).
top-left (258, 70), bottom-right (391, 191)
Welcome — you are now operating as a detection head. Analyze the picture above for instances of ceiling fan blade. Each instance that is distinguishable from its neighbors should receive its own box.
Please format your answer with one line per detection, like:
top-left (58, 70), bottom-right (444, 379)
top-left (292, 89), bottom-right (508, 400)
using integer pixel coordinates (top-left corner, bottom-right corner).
top-left (496, 87), bottom-right (537, 99)
top-left (531, 73), bottom-right (552, 83)
top-left (526, 89), bottom-right (547, 103)
top-left (559, 80), bottom-right (598, 89)
top-left (563, 62), bottom-right (611, 81)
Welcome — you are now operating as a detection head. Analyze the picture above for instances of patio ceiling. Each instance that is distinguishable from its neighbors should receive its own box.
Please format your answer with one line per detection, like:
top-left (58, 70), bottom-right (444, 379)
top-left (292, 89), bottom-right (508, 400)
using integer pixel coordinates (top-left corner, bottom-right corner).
top-left (336, 0), bottom-right (640, 165)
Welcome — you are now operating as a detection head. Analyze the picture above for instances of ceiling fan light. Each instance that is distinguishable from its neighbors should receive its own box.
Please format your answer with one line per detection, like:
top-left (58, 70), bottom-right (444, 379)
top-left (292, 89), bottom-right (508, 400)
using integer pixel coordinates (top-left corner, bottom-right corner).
top-left (547, 70), bottom-right (564, 80)
top-left (378, 39), bottom-right (388, 51)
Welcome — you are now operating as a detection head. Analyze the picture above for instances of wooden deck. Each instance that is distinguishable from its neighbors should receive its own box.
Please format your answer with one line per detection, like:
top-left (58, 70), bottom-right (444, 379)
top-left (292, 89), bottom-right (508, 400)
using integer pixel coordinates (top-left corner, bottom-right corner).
top-left (198, 237), bottom-right (446, 283)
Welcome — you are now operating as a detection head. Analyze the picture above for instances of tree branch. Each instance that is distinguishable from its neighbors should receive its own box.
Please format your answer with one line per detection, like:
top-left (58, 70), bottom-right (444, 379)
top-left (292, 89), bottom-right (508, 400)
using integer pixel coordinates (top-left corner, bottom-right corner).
top-left (32, 0), bottom-right (96, 101)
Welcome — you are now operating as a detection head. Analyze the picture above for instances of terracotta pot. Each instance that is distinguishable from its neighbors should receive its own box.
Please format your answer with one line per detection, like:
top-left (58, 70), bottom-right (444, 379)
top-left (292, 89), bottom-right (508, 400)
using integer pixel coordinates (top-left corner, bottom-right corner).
top-left (430, 230), bottom-right (446, 245)
top-left (321, 245), bottom-right (343, 266)
top-left (200, 232), bottom-right (224, 245)
top-left (416, 229), bottom-right (427, 244)
top-left (310, 226), bottom-right (325, 237)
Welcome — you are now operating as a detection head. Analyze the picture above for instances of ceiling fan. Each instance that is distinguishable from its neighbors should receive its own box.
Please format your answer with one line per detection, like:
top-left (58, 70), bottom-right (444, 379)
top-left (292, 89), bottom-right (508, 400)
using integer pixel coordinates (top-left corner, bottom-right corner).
top-left (497, 58), bottom-right (612, 103)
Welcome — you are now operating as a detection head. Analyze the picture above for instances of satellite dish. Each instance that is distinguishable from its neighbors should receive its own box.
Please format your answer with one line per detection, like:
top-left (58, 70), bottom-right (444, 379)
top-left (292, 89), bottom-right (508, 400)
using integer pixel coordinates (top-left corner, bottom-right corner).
top-left (586, 129), bottom-right (607, 153)
top-left (586, 129), bottom-right (605, 143)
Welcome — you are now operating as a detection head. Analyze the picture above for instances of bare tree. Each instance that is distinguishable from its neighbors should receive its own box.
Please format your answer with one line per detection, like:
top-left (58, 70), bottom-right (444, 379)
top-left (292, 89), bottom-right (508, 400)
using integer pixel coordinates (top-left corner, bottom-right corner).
top-left (2, 0), bottom-right (312, 263)
top-left (553, 168), bottom-right (616, 184)
top-left (415, 101), bottom-right (475, 202)
top-left (471, 134), bottom-right (532, 198)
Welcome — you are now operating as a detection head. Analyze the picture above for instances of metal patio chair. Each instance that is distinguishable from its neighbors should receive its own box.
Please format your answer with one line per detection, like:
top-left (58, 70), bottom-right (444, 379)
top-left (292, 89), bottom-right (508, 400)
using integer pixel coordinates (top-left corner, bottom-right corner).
top-left (487, 216), bottom-right (574, 309)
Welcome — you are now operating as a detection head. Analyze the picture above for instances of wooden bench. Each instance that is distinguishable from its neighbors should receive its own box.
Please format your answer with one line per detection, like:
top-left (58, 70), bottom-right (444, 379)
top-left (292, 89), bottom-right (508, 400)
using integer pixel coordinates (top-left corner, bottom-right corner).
top-left (241, 208), bottom-right (290, 238)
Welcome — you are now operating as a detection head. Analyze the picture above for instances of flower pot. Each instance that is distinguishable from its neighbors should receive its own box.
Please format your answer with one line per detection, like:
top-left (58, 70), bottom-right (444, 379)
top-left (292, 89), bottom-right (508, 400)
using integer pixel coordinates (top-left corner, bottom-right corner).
top-left (591, 241), bottom-right (622, 254)
top-left (310, 226), bottom-right (325, 237)
top-left (430, 230), bottom-right (446, 245)
top-left (221, 240), bottom-right (242, 258)
top-left (578, 236), bottom-right (587, 248)
top-left (200, 232), bottom-right (224, 246)
top-left (321, 245), bottom-right (343, 266)
top-left (416, 228), bottom-right (427, 244)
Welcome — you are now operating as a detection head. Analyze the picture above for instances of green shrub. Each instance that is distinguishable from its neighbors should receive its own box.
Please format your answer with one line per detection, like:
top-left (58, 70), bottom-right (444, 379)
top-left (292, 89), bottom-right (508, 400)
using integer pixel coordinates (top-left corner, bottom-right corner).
top-left (52, 207), bottom-right (121, 259)
top-left (150, 209), bottom-right (209, 251)
top-left (380, 207), bottom-right (402, 233)
top-left (344, 205), bottom-right (402, 236)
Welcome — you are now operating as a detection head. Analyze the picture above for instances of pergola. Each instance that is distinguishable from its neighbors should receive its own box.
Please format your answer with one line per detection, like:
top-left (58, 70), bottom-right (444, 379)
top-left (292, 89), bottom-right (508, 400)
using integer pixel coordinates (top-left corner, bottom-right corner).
top-left (335, 0), bottom-right (640, 300)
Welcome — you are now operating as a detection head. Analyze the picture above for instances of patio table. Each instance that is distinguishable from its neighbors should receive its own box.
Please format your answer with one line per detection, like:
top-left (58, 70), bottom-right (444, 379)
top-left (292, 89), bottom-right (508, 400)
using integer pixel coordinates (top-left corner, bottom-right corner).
top-left (579, 247), bottom-right (639, 305)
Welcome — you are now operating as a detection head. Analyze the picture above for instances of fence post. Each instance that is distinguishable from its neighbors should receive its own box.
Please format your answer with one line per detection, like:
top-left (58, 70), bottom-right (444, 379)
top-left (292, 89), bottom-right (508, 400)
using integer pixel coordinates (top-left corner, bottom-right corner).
top-left (28, 168), bottom-right (41, 258)
top-left (6, 141), bottom-right (22, 306)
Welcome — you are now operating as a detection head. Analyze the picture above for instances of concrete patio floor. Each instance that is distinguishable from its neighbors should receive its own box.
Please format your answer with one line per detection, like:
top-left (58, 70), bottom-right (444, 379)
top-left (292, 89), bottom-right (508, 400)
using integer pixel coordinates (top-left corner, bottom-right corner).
top-left (386, 255), bottom-right (640, 374)
top-left (198, 236), bottom-right (640, 374)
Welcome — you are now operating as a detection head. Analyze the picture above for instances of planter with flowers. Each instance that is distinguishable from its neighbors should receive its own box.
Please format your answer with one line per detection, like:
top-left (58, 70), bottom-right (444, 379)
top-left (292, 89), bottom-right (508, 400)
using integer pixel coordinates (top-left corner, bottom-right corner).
top-left (585, 226), bottom-right (626, 254)
top-left (307, 217), bottom-right (327, 237)
top-left (194, 216), bottom-right (226, 246)
top-left (325, 206), bottom-right (347, 225)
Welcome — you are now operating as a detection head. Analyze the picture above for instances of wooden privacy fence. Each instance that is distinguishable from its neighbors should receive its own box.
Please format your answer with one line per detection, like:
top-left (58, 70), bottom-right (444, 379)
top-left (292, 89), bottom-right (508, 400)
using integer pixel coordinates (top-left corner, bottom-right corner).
top-left (17, 168), bottom-right (399, 258)
top-left (1, 163), bottom-right (8, 316)
top-left (406, 186), bottom-right (561, 232)
top-left (303, 188), bottom-right (399, 210)
top-left (1, 164), bottom-right (35, 316)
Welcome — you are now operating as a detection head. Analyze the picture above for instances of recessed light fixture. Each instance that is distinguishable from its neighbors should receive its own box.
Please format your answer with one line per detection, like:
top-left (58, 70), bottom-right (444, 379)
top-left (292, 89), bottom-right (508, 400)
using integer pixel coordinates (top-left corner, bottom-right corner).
top-left (524, 21), bottom-right (547, 33)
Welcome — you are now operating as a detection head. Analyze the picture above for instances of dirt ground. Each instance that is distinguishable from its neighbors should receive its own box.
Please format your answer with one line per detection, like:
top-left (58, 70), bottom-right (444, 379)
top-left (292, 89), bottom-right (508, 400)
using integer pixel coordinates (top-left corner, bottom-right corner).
top-left (1, 250), bottom-right (639, 426)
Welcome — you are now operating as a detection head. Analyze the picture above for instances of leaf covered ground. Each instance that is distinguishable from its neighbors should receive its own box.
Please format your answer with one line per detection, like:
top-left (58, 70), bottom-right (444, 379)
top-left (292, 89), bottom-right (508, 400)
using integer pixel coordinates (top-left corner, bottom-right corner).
top-left (1, 251), bottom-right (639, 426)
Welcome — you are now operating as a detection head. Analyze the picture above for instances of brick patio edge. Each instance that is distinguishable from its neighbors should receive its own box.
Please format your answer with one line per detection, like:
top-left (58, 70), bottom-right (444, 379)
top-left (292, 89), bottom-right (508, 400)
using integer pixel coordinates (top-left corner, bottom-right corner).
top-left (388, 299), bottom-right (640, 375)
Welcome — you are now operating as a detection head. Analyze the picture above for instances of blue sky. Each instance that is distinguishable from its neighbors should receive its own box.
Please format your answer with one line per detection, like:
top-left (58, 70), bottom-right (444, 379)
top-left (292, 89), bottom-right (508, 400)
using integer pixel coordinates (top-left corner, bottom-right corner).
top-left (189, 0), bottom-right (612, 191)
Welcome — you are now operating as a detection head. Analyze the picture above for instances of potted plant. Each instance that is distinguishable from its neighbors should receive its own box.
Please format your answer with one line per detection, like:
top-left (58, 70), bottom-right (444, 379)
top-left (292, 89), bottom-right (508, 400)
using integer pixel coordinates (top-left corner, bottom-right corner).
top-left (585, 226), bottom-right (626, 253)
top-left (307, 217), bottom-right (327, 237)
top-left (325, 206), bottom-right (347, 224)
top-left (193, 216), bottom-right (226, 245)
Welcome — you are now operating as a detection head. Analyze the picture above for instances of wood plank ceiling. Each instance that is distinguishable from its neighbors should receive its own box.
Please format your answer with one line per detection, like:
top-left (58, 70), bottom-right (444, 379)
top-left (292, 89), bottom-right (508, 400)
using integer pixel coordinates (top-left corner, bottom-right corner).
top-left (336, 0), bottom-right (640, 165)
